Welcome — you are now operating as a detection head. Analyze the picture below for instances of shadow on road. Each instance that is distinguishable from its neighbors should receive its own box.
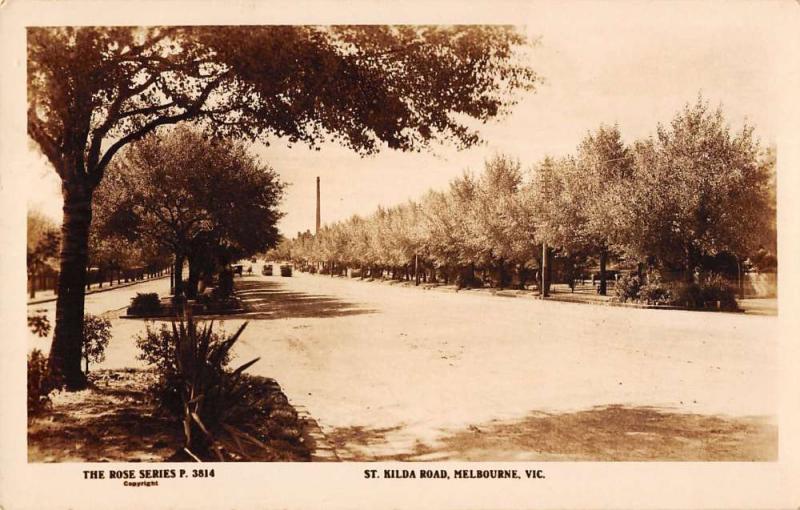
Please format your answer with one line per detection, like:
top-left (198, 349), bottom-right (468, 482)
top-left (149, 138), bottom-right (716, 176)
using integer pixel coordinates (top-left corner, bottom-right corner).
top-left (235, 279), bottom-right (378, 320)
top-left (324, 405), bottom-right (777, 462)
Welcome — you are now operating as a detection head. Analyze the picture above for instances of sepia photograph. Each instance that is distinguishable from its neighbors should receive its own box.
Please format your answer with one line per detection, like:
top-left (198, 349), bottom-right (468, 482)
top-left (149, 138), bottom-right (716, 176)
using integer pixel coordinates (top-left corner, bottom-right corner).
top-left (2, 0), bottom-right (800, 508)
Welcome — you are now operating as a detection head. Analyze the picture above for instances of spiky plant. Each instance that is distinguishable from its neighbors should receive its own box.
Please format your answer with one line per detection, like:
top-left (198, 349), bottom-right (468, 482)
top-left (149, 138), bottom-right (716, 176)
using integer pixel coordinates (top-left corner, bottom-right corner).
top-left (171, 316), bottom-right (263, 461)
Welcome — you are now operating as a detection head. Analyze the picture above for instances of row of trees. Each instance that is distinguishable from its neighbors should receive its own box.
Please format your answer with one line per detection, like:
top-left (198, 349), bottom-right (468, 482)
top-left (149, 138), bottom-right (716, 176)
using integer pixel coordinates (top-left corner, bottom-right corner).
top-left (274, 99), bottom-right (777, 292)
top-left (29, 207), bottom-right (173, 299)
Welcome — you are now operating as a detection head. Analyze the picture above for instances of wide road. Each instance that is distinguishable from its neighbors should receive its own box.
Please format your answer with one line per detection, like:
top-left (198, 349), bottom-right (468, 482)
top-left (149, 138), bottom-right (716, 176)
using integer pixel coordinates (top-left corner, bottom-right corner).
top-left (28, 269), bottom-right (778, 460)
top-left (231, 270), bottom-right (777, 460)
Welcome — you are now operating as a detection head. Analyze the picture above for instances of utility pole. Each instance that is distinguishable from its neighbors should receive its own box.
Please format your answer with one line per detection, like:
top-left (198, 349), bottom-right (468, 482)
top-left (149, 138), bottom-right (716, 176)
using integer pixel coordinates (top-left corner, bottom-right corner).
top-left (315, 176), bottom-right (321, 235)
top-left (541, 242), bottom-right (549, 298)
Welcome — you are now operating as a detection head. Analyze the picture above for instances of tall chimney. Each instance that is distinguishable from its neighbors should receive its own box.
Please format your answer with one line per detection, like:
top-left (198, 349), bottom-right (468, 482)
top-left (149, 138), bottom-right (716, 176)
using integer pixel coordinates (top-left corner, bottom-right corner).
top-left (315, 176), bottom-right (321, 234)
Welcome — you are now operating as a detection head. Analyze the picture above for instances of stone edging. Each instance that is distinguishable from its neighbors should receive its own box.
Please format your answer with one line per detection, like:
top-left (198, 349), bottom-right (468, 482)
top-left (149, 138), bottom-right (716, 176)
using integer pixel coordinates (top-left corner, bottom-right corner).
top-left (291, 403), bottom-right (340, 462)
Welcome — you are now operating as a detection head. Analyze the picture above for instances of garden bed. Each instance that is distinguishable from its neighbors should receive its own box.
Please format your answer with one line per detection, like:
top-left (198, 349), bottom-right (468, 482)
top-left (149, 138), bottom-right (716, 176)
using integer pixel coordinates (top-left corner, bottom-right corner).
top-left (28, 369), bottom-right (313, 462)
top-left (121, 295), bottom-right (246, 319)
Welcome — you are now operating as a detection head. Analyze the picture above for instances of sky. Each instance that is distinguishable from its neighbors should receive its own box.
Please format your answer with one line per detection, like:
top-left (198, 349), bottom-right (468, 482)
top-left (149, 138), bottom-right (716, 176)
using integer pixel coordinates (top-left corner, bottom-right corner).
top-left (26, 2), bottom-right (791, 238)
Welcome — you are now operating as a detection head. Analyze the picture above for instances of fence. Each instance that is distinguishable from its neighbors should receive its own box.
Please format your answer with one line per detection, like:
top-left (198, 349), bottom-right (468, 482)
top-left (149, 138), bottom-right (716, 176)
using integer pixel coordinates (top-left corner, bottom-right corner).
top-left (28, 266), bottom-right (171, 299)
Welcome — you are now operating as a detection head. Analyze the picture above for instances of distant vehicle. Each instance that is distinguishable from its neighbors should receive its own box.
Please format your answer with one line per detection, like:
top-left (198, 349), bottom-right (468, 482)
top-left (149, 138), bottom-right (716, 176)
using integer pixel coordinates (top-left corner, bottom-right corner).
top-left (280, 264), bottom-right (293, 277)
top-left (262, 264), bottom-right (273, 276)
top-left (232, 264), bottom-right (244, 277)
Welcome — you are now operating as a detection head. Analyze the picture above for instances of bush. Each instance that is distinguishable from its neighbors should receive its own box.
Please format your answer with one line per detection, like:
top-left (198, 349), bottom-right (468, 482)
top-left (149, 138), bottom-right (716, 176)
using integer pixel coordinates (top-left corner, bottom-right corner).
top-left (137, 322), bottom-right (230, 414)
top-left (638, 271), bottom-right (671, 305)
top-left (28, 349), bottom-right (53, 415)
top-left (455, 268), bottom-right (482, 289)
top-left (136, 318), bottom-right (261, 461)
top-left (669, 281), bottom-right (703, 309)
top-left (27, 311), bottom-right (51, 338)
top-left (667, 273), bottom-right (738, 311)
top-left (82, 314), bottom-right (112, 374)
top-left (614, 273), bottom-right (642, 303)
top-left (129, 292), bottom-right (161, 315)
top-left (698, 273), bottom-right (739, 311)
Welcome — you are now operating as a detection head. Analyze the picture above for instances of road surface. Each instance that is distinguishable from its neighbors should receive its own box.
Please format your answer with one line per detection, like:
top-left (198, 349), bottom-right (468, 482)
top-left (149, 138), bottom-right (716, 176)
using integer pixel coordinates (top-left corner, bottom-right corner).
top-left (28, 269), bottom-right (778, 460)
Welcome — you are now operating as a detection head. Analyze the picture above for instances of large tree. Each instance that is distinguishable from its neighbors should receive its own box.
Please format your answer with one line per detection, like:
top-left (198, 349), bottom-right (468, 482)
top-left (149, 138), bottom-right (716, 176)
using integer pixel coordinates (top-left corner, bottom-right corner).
top-left (573, 124), bottom-right (632, 294)
top-left (95, 126), bottom-right (284, 299)
top-left (28, 25), bottom-right (539, 388)
top-left (614, 98), bottom-right (774, 279)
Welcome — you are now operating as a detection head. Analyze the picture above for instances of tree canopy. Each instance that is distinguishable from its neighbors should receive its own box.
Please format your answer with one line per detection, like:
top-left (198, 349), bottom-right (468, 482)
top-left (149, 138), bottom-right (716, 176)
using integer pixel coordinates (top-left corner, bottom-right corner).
top-left (28, 25), bottom-right (539, 185)
top-left (94, 126), bottom-right (285, 297)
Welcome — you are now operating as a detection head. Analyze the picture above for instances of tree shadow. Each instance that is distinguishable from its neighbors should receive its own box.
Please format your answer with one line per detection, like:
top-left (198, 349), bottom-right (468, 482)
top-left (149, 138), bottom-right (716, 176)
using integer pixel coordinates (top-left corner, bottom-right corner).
top-left (28, 372), bottom-right (182, 462)
top-left (233, 279), bottom-right (378, 320)
top-left (322, 405), bottom-right (777, 462)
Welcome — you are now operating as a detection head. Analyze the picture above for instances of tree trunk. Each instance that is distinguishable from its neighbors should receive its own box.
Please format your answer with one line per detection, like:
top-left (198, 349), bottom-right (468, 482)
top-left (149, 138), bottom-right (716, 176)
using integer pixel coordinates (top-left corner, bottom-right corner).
top-left (173, 254), bottom-right (185, 298)
top-left (598, 249), bottom-right (608, 296)
top-left (186, 256), bottom-right (200, 300)
top-left (737, 258), bottom-right (744, 299)
top-left (48, 182), bottom-right (93, 390)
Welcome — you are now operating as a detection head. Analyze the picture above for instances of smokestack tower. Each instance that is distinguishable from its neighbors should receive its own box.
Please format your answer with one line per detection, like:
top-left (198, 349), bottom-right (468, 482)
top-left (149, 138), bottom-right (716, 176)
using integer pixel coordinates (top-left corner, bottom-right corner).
top-left (315, 176), bottom-right (321, 234)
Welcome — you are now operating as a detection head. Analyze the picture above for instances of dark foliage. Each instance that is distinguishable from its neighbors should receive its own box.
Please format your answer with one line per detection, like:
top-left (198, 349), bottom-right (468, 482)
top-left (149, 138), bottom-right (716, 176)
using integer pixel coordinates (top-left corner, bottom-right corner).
top-left (27, 312), bottom-right (51, 338)
top-left (28, 349), bottom-right (53, 415)
top-left (129, 292), bottom-right (161, 314)
top-left (135, 318), bottom-right (278, 461)
top-left (614, 273), bottom-right (642, 303)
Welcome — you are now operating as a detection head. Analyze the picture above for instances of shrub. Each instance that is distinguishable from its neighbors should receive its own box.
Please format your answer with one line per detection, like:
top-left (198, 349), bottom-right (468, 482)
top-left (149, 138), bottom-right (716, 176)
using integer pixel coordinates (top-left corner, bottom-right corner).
top-left (137, 322), bottom-right (230, 414)
top-left (28, 349), bottom-right (53, 414)
top-left (614, 273), bottom-right (641, 302)
top-left (455, 269), bottom-right (482, 290)
top-left (698, 273), bottom-right (739, 311)
top-left (669, 281), bottom-right (703, 309)
top-left (667, 273), bottom-right (738, 311)
top-left (136, 318), bottom-right (262, 461)
top-left (638, 271), bottom-right (671, 305)
top-left (129, 292), bottom-right (161, 315)
top-left (82, 314), bottom-right (112, 374)
top-left (27, 311), bottom-right (51, 338)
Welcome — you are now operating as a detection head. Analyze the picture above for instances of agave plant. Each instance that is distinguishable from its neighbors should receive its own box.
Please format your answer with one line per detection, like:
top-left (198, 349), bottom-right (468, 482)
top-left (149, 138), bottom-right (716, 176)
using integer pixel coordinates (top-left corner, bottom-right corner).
top-left (171, 316), bottom-right (263, 461)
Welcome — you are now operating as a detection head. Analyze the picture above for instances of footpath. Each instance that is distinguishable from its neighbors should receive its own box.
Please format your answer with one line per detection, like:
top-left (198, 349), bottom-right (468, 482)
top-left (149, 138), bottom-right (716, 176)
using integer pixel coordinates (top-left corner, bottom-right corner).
top-left (27, 274), bottom-right (170, 306)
